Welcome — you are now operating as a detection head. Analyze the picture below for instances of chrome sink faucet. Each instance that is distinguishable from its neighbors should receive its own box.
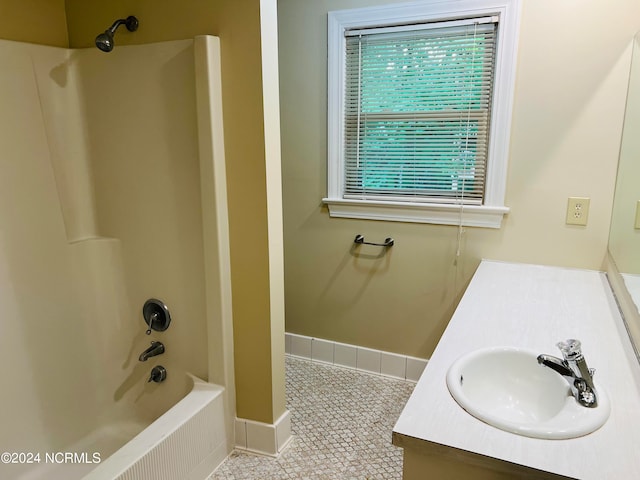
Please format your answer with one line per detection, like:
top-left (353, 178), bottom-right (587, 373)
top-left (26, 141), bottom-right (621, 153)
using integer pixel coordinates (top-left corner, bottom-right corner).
top-left (537, 339), bottom-right (598, 408)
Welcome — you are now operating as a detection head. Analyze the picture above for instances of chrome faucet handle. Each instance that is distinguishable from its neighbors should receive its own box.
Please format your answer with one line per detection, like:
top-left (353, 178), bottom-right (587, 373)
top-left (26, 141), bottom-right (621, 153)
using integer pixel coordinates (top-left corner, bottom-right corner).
top-left (145, 312), bottom-right (158, 335)
top-left (556, 339), bottom-right (582, 360)
top-left (540, 340), bottom-right (598, 408)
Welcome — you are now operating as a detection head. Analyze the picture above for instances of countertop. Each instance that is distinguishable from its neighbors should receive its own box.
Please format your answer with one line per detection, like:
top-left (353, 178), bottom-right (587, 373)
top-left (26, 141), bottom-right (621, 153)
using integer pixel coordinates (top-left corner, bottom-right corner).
top-left (393, 260), bottom-right (640, 479)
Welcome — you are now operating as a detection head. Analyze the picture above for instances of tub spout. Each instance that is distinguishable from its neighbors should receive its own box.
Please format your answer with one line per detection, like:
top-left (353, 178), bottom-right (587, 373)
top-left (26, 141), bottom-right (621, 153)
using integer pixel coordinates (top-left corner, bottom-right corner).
top-left (139, 341), bottom-right (165, 362)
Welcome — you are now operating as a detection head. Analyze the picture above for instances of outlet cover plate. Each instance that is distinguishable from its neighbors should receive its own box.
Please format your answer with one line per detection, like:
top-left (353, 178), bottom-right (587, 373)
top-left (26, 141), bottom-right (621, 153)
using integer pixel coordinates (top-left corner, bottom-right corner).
top-left (566, 197), bottom-right (590, 226)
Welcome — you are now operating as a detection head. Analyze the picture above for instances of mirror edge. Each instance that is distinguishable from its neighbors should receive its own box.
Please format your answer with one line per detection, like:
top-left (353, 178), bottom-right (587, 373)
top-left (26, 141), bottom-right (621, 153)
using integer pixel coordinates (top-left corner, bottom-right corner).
top-left (605, 252), bottom-right (640, 364)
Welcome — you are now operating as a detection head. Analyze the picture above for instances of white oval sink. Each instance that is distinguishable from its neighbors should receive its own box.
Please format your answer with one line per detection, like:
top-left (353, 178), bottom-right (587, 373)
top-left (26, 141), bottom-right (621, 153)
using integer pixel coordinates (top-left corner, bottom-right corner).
top-left (446, 347), bottom-right (610, 439)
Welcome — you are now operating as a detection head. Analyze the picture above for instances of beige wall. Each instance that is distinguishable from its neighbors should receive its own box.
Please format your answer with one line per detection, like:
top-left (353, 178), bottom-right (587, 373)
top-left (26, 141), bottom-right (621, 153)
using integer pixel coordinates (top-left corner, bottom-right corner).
top-left (0, 0), bottom-right (67, 46)
top-left (65, 0), bottom-right (220, 47)
top-left (278, 0), bottom-right (640, 358)
top-left (65, 0), bottom-right (285, 424)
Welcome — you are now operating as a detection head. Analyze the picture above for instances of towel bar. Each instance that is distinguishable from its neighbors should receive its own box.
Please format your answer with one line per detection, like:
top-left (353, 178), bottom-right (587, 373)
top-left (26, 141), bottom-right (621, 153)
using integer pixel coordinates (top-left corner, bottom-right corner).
top-left (354, 234), bottom-right (394, 247)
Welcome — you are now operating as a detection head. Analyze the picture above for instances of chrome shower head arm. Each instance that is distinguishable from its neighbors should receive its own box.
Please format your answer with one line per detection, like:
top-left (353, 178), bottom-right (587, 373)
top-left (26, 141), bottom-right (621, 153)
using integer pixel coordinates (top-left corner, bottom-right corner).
top-left (106, 19), bottom-right (125, 35)
top-left (107, 16), bottom-right (139, 35)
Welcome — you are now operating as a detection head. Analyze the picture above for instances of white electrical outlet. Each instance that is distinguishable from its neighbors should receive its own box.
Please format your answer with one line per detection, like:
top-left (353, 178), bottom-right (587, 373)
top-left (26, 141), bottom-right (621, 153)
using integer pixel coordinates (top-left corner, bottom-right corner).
top-left (566, 197), bottom-right (590, 226)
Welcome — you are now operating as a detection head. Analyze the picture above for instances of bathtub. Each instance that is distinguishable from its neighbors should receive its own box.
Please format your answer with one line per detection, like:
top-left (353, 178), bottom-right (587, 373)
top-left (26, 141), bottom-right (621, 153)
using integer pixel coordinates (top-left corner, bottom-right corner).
top-left (18, 375), bottom-right (227, 480)
top-left (85, 375), bottom-right (226, 480)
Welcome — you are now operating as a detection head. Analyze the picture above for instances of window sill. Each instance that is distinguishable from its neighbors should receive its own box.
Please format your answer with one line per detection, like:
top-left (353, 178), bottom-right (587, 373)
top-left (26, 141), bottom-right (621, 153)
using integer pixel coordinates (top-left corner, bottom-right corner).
top-left (322, 198), bottom-right (509, 228)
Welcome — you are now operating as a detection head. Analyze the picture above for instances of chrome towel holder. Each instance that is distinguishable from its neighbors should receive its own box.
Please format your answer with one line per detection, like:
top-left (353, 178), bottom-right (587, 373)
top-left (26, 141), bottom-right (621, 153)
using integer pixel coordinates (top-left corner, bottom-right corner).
top-left (354, 234), bottom-right (394, 247)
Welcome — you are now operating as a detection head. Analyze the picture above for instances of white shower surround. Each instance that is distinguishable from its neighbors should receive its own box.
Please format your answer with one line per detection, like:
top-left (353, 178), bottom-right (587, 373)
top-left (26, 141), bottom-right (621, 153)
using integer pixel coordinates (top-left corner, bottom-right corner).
top-left (0, 36), bottom-right (235, 480)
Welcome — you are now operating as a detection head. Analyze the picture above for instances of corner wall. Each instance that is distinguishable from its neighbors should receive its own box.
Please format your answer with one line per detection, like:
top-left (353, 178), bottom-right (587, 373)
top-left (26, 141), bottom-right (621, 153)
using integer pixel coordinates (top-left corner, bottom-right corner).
top-left (278, 0), bottom-right (640, 358)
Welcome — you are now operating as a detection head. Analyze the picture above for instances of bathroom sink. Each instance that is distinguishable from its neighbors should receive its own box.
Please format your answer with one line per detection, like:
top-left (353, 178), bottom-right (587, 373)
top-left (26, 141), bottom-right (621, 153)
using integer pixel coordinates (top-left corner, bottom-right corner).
top-left (446, 347), bottom-right (610, 439)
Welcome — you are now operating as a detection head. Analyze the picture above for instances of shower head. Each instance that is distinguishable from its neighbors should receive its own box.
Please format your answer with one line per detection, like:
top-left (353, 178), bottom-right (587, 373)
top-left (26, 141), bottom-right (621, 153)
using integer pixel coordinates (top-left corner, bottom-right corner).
top-left (95, 15), bottom-right (139, 52)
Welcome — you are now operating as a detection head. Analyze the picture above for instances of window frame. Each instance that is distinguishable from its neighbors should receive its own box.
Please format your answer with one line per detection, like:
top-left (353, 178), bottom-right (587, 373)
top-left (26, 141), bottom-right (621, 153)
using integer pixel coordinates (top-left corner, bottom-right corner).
top-left (324, 0), bottom-right (521, 228)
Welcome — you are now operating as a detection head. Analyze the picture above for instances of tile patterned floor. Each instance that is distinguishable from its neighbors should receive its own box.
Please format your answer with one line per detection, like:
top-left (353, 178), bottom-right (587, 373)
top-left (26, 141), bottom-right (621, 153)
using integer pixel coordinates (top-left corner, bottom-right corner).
top-left (210, 356), bottom-right (416, 480)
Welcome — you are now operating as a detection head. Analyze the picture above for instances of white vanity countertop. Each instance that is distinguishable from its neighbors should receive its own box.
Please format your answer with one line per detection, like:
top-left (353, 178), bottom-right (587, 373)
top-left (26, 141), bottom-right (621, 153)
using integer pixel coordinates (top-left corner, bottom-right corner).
top-left (393, 260), bottom-right (640, 479)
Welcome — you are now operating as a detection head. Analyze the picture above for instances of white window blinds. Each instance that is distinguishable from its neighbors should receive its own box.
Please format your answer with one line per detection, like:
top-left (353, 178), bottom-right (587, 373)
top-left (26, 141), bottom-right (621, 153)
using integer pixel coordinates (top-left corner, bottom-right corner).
top-left (343, 19), bottom-right (498, 205)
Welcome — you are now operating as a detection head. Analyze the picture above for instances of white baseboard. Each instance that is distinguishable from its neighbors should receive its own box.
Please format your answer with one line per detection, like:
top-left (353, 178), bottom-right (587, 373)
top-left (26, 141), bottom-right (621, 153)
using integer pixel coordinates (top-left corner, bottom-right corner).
top-left (285, 333), bottom-right (428, 382)
top-left (234, 410), bottom-right (292, 457)
top-left (232, 335), bottom-right (426, 456)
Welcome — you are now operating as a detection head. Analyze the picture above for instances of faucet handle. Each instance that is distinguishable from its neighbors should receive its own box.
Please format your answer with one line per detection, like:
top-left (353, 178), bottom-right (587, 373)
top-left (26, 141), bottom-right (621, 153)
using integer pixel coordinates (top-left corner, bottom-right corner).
top-left (556, 339), bottom-right (582, 360)
top-left (145, 312), bottom-right (158, 335)
top-left (148, 365), bottom-right (167, 383)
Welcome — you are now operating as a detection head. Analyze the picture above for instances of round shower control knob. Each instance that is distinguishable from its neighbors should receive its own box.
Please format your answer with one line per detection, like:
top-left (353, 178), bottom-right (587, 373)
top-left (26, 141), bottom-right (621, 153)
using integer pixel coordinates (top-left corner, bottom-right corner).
top-left (148, 365), bottom-right (167, 383)
top-left (143, 299), bottom-right (171, 334)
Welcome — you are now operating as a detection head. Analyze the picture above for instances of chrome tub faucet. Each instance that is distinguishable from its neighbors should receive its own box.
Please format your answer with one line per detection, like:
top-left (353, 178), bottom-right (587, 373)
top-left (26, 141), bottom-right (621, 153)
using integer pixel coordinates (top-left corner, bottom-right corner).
top-left (537, 339), bottom-right (598, 408)
top-left (139, 341), bottom-right (165, 362)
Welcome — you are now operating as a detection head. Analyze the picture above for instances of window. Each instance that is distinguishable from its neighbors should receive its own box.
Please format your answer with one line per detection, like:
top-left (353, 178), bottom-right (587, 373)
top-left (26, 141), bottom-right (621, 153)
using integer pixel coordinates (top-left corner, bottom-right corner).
top-left (324, 0), bottom-right (520, 228)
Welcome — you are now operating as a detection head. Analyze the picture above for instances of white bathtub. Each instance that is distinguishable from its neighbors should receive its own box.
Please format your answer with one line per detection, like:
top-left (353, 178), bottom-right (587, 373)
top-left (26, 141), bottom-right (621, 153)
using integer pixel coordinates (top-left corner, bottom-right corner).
top-left (83, 375), bottom-right (227, 480)
top-left (18, 375), bottom-right (227, 480)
